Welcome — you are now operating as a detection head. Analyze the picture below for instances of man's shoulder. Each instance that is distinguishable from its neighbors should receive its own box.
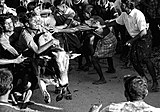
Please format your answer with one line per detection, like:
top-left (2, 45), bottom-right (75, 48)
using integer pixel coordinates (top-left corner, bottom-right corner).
top-left (101, 101), bottom-right (160, 112)
top-left (118, 12), bottom-right (128, 19)
top-left (131, 8), bottom-right (145, 17)
top-left (100, 102), bottom-right (128, 112)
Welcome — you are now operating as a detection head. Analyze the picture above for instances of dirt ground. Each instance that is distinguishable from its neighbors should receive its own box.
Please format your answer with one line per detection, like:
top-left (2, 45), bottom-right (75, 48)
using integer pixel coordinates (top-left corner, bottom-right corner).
top-left (28, 54), bottom-right (160, 112)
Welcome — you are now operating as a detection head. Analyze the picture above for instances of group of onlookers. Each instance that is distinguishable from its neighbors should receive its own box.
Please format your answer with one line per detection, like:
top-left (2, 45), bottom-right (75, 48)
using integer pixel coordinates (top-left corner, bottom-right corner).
top-left (0, 0), bottom-right (160, 111)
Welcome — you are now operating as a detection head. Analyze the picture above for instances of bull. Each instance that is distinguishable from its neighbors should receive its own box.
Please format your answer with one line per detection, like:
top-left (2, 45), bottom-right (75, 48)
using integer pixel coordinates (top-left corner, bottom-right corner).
top-left (27, 29), bottom-right (80, 103)
top-left (35, 50), bottom-right (80, 103)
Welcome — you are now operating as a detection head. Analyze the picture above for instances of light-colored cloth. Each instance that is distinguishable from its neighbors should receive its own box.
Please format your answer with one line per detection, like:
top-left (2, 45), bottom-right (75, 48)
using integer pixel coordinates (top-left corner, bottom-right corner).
top-left (94, 32), bottom-right (117, 58)
top-left (0, 33), bottom-right (19, 56)
top-left (65, 6), bottom-right (76, 19)
top-left (116, 8), bottom-right (147, 38)
top-left (41, 14), bottom-right (56, 29)
top-left (38, 32), bottom-right (58, 47)
top-left (100, 101), bottom-right (160, 112)
top-left (0, 33), bottom-right (12, 50)
top-left (0, 4), bottom-right (17, 16)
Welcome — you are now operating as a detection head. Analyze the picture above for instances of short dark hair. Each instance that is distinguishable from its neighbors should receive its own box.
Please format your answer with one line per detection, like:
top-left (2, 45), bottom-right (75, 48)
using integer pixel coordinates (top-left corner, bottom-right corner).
top-left (19, 12), bottom-right (36, 25)
top-left (91, 16), bottom-right (105, 25)
top-left (121, 0), bottom-right (135, 9)
top-left (0, 68), bottom-right (13, 96)
top-left (0, 13), bottom-right (14, 31)
top-left (124, 75), bottom-right (148, 101)
top-left (42, 2), bottom-right (52, 9)
top-left (54, 0), bottom-right (64, 7)
top-left (16, 6), bottom-right (27, 16)
top-left (27, 1), bottom-right (37, 12)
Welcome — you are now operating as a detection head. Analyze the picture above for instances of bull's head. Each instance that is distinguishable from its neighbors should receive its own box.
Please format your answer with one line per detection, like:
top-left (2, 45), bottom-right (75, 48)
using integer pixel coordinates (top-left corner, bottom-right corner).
top-left (52, 51), bottom-right (81, 73)
top-left (52, 51), bottom-right (80, 102)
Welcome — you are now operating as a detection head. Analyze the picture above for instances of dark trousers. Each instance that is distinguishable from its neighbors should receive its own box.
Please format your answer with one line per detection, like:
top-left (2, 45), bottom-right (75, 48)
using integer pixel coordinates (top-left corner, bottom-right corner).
top-left (148, 18), bottom-right (160, 48)
top-left (130, 30), bottom-right (158, 84)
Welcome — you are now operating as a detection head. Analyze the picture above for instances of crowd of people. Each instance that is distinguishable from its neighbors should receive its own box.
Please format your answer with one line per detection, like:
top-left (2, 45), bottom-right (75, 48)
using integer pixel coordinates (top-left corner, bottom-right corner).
top-left (0, 0), bottom-right (160, 111)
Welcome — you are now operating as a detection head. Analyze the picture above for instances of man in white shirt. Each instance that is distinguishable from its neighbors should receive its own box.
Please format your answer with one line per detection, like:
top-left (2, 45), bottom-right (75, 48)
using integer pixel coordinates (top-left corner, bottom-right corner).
top-left (106, 0), bottom-right (159, 92)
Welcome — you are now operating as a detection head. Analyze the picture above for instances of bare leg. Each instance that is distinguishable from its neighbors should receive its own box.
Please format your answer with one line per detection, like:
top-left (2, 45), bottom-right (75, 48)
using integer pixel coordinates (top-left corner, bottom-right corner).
top-left (38, 78), bottom-right (51, 103)
top-left (92, 56), bottom-right (106, 85)
top-left (106, 57), bottom-right (116, 73)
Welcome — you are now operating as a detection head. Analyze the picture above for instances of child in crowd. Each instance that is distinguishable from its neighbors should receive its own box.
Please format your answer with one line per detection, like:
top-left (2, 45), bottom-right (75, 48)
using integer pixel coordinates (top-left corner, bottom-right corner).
top-left (85, 16), bottom-right (117, 84)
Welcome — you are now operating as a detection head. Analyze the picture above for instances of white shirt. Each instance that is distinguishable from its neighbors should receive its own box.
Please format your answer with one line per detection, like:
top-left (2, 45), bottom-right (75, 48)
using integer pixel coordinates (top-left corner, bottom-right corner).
top-left (116, 8), bottom-right (147, 38)
top-left (100, 101), bottom-right (160, 112)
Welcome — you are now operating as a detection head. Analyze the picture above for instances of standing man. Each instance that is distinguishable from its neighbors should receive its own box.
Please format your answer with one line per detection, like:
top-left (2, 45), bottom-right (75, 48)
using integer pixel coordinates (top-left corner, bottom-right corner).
top-left (106, 0), bottom-right (159, 91)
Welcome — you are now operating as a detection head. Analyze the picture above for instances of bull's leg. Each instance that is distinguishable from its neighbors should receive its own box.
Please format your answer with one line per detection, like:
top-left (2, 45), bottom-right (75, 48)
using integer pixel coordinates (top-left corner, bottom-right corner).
top-left (56, 84), bottom-right (72, 101)
top-left (22, 90), bottom-right (32, 103)
top-left (56, 87), bottom-right (64, 102)
top-left (54, 86), bottom-right (61, 94)
top-left (38, 77), bottom-right (51, 103)
top-left (64, 86), bottom-right (72, 100)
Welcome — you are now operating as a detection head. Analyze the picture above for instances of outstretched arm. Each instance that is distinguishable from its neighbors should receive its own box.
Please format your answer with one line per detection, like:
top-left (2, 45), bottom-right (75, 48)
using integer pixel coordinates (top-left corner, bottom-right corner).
top-left (0, 54), bottom-right (26, 65)
top-left (23, 30), bottom-right (55, 54)
top-left (105, 19), bottom-right (117, 27)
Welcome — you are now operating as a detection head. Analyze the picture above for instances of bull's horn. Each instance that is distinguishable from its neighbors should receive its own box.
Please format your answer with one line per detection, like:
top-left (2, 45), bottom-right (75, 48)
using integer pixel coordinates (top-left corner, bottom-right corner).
top-left (52, 52), bottom-right (58, 57)
top-left (69, 53), bottom-right (81, 59)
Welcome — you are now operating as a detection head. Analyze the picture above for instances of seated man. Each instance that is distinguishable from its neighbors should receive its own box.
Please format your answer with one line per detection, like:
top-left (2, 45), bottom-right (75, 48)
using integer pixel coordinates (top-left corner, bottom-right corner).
top-left (0, 12), bottom-right (31, 87)
top-left (89, 75), bottom-right (160, 112)
top-left (0, 68), bottom-right (39, 112)
top-left (0, 68), bottom-right (20, 112)
top-left (0, 14), bottom-right (33, 106)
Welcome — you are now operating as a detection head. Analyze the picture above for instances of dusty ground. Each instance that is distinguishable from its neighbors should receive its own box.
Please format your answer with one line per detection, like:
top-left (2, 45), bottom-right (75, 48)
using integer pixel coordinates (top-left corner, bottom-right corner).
top-left (28, 54), bottom-right (160, 112)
